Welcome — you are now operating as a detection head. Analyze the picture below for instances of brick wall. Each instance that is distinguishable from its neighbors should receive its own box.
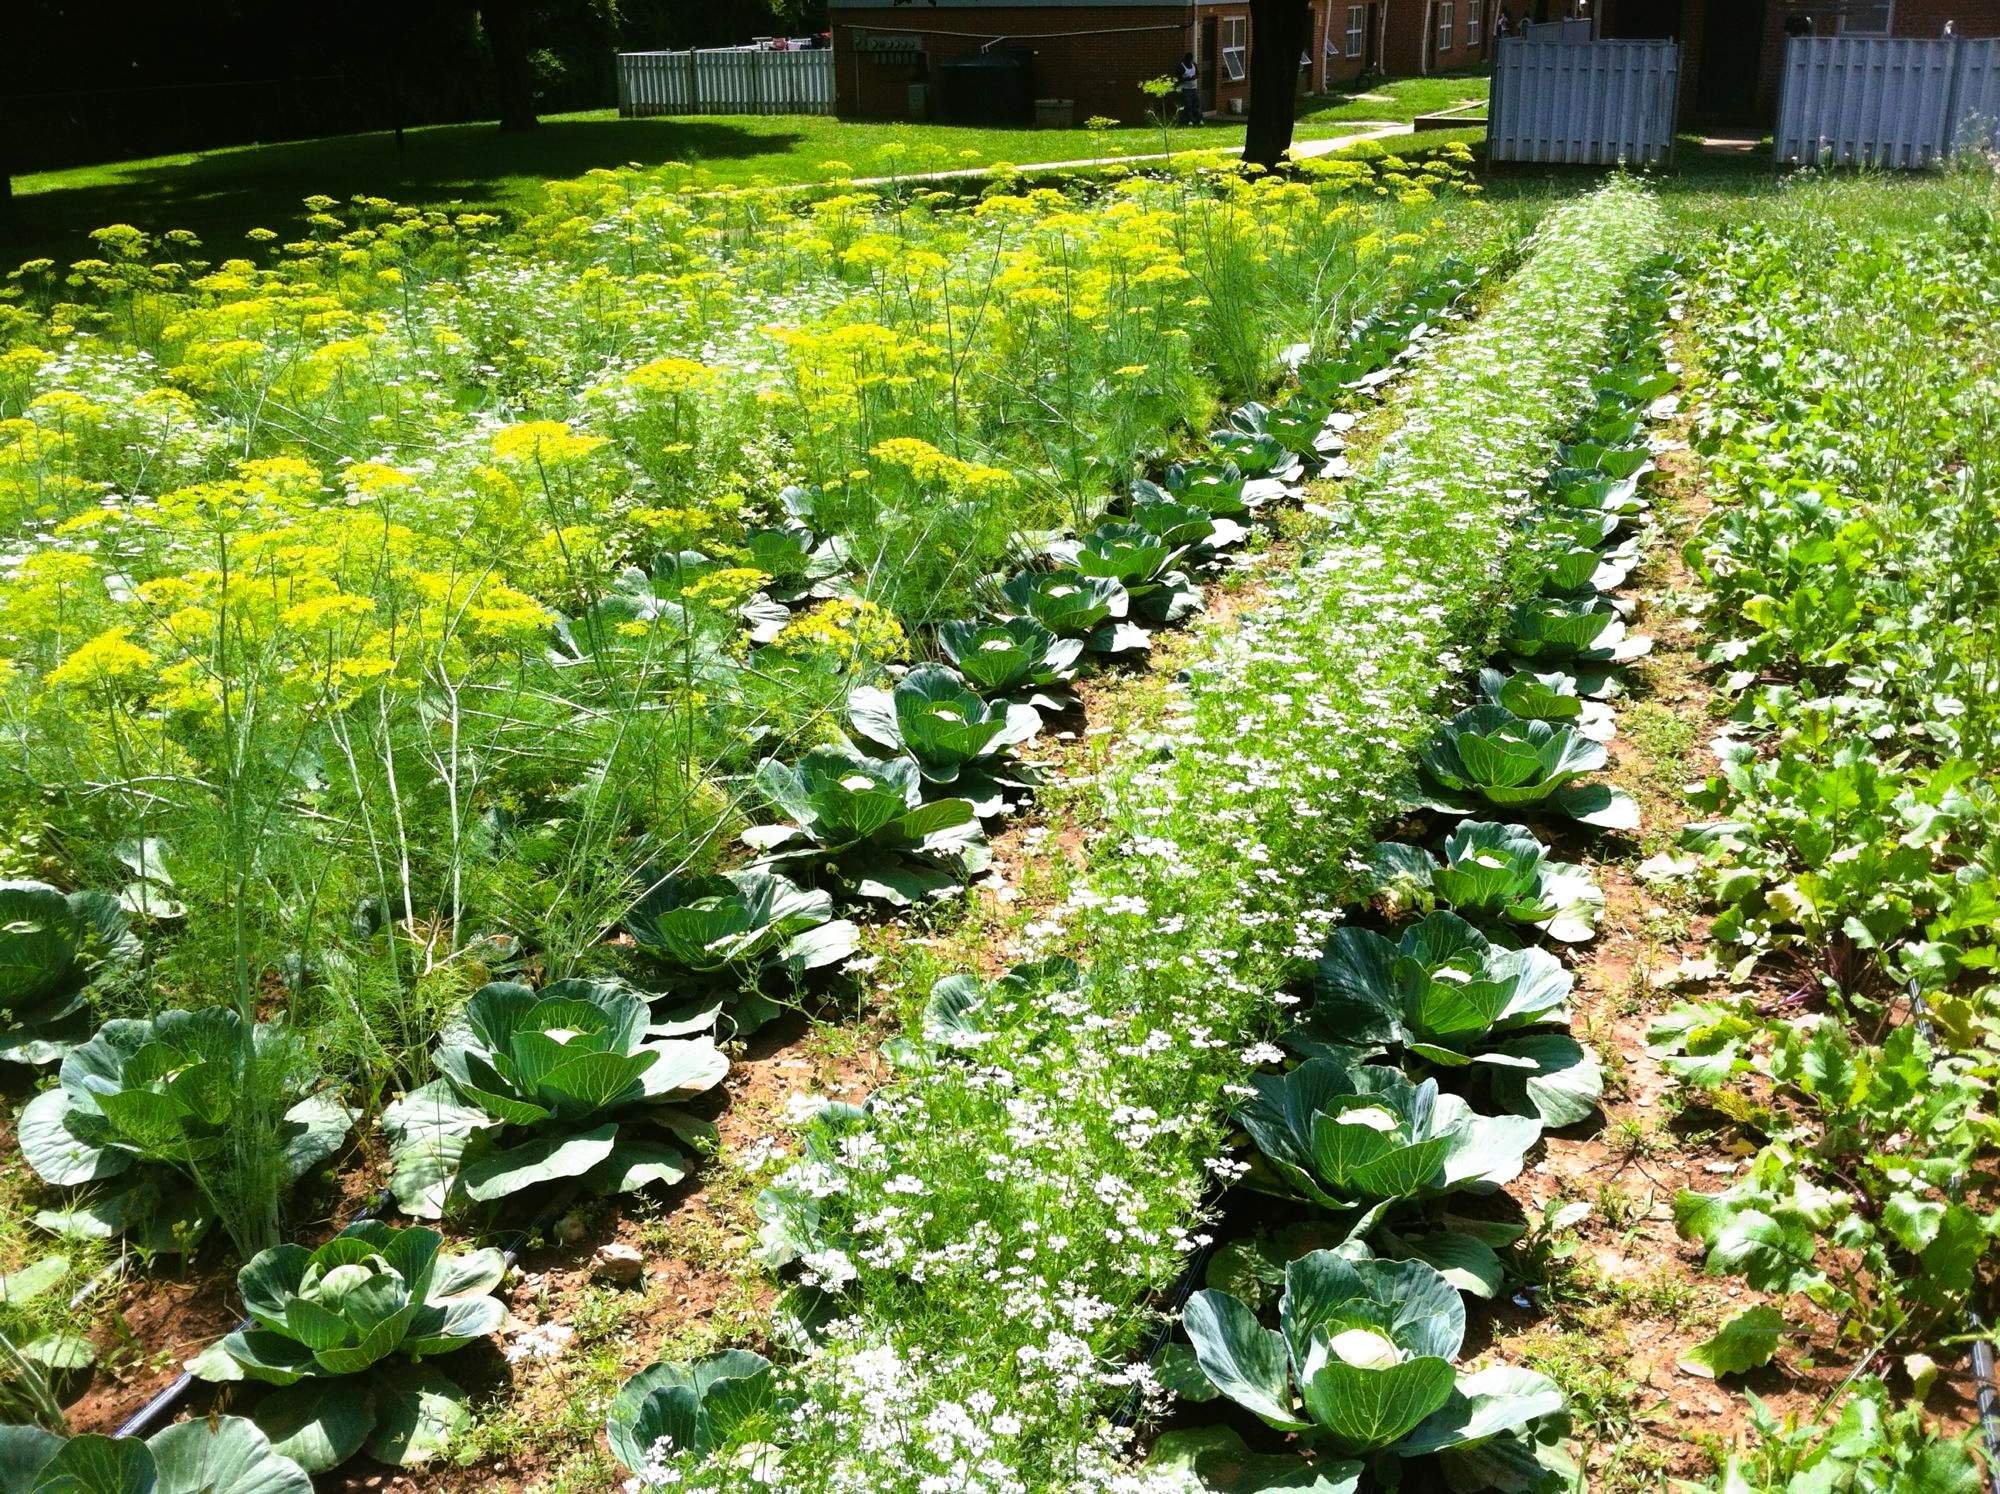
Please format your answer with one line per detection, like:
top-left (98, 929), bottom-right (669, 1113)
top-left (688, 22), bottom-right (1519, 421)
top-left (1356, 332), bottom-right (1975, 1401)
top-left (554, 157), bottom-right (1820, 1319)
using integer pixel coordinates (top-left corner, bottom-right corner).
top-left (833, 5), bottom-right (1190, 123)
top-left (1383, 0), bottom-right (1496, 74)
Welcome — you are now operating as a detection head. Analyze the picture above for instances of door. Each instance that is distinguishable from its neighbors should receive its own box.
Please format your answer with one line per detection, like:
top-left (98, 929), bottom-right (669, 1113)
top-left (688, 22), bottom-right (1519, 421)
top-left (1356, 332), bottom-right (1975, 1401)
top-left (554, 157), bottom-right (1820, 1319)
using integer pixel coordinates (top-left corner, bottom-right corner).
top-left (1202, 16), bottom-right (1219, 109)
top-left (1696, 0), bottom-right (1764, 119)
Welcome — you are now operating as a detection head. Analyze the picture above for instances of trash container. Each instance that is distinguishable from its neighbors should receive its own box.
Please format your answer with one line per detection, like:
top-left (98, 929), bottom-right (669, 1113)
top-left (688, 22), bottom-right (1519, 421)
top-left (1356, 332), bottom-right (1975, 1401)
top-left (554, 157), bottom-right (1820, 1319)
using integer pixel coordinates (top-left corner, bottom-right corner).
top-left (935, 48), bottom-right (1034, 126)
top-left (1034, 97), bottom-right (1074, 128)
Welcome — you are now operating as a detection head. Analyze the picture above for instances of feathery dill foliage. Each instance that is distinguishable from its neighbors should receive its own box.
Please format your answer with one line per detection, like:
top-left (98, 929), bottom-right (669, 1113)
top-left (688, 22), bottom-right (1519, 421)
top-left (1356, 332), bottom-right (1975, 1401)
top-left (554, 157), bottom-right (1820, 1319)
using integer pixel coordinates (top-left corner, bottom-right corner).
top-left (732, 179), bottom-right (1666, 1492)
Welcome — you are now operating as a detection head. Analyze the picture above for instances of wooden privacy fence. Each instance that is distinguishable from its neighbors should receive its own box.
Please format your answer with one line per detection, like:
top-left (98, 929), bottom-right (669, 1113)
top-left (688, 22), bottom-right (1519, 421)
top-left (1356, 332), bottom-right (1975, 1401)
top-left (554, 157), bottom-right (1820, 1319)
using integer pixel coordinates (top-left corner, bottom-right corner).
top-left (1488, 38), bottom-right (1680, 165)
top-left (1776, 36), bottom-right (2000, 168)
top-left (618, 48), bottom-right (835, 117)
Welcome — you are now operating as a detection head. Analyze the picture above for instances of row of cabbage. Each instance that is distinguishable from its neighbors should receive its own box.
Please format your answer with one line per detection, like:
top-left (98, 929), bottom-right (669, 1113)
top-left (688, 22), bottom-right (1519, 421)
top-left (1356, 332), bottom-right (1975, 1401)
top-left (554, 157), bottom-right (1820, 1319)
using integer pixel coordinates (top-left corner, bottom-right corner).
top-left (1645, 174), bottom-right (2000, 1483)
top-left (0, 152), bottom-right (1494, 1483)
top-left (588, 179), bottom-right (1672, 1494)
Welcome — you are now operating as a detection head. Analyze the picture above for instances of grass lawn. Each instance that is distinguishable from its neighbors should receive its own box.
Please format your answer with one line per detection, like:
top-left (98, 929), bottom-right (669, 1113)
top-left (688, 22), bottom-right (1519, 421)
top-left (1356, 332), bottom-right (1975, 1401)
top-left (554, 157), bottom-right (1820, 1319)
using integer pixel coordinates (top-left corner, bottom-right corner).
top-left (5, 74), bottom-right (1481, 266)
top-left (1298, 68), bottom-right (1489, 124)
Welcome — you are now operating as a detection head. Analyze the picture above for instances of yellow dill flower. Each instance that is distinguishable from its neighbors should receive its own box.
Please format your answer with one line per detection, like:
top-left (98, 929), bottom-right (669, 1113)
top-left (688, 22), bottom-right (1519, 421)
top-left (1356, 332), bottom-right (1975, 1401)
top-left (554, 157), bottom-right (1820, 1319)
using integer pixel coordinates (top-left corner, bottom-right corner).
top-left (46, 627), bottom-right (153, 691)
top-left (490, 420), bottom-right (606, 465)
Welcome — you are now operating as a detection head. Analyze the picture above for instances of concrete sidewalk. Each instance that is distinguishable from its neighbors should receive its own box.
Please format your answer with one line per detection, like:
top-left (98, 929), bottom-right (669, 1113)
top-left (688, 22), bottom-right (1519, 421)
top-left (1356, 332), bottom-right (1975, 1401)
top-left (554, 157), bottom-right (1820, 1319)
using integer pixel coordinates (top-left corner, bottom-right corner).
top-left (848, 123), bottom-right (1412, 186)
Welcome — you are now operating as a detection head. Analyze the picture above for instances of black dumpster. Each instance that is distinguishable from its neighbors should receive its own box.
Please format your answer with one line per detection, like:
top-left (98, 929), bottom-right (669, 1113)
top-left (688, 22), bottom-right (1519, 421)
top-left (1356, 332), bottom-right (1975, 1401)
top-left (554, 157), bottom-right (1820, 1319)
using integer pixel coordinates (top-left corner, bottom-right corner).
top-left (935, 48), bottom-right (1035, 127)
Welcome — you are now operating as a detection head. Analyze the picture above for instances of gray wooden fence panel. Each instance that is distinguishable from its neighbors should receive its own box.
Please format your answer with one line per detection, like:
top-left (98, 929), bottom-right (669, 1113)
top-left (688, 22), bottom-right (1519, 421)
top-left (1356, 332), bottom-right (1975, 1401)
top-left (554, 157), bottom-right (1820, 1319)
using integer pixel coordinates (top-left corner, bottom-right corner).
top-left (618, 48), bottom-right (833, 117)
top-left (1777, 36), bottom-right (2000, 167)
top-left (1489, 38), bottom-right (1679, 165)
top-left (1521, 19), bottom-right (1594, 43)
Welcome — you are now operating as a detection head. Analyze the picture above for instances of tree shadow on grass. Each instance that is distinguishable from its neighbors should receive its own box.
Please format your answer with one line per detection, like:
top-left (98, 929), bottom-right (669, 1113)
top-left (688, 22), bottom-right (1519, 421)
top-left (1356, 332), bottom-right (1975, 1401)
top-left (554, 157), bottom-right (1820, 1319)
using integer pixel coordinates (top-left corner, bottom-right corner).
top-left (5, 116), bottom-right (809, 265)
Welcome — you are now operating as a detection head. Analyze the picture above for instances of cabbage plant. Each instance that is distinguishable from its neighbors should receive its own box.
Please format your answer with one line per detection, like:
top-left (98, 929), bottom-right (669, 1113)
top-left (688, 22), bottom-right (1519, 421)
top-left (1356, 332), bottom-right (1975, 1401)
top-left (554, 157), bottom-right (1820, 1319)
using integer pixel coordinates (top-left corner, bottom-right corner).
top-left (1477, 666), bottom-right (1614, 742)
top-left (744, 748), bottom-right (988, 906)
top-left (0, 880), bottom-right (139, 1065)
top-left (17, 1008), bottom-right (353, 1249)
top-left (624, 867), bottom-right (858, 984)
top-left (1047, 524), bottom-right (1200, 626)
top-left (0, 1417), bottom-right (310, 1493)
top-left (1412, 705), bottom-right (1639, 831)
top-left (1181, 1251), bottom-right (1565, 1473)
top-left (1308, 912), bottom-right (1601, 1127)
top-left (1369, 820), bottom-right (1604, 943)
top-left (607, 1349), bottom-right (781, 1489)
top-left (1238, 1057), bottom-right (1541, 1216)
top-left (1207, 403), bottom-right (1307, 482)
top-left (846, 664), bottom-right (1041, 813)
top-left (383, 979), bottom-right (728, 1216)
top-left (1160, 459), bottom-right (1254, 519)
top-left (998, 569), bottom-right (1127, 637)
top-left (936, 616), bottom-right (1082, 707)
top-left (1502, 597), bottom-right (1650, 666)
top-left (186, 1222), bottom-right (506, 1472)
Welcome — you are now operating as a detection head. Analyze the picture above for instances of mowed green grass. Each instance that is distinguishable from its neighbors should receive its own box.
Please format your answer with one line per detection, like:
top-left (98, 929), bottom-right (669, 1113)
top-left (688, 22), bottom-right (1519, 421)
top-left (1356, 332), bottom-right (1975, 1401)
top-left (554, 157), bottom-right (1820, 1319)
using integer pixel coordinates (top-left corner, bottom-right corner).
top-left (5, 73), bottom-right (1487, 266)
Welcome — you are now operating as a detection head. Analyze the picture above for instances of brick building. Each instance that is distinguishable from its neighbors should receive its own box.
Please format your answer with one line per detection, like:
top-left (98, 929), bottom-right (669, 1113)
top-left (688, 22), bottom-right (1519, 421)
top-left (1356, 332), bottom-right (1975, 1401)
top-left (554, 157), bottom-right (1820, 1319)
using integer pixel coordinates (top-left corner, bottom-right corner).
top-left (829, 0), bottom-right (1501, 124)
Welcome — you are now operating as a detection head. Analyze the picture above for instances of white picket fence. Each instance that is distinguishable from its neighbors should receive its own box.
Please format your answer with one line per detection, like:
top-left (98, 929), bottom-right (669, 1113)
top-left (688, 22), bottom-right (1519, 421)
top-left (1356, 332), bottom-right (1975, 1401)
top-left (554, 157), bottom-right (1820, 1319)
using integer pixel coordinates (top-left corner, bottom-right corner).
top-left (618, 48), bottom-right (835, 117)
top-left (1776, 35), bottom-right (2000, 167)
top-left (1488, 38), bottom-right (1680, 165)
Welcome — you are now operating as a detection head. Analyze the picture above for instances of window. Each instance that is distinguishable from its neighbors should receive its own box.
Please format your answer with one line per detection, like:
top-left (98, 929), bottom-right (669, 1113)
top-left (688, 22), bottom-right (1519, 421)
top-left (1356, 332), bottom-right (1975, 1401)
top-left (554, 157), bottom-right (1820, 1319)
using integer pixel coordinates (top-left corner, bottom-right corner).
top-left (1437, 0), bottom-right (1455, 52)
top-left (1840, 1), bottom-right (1893, 34)
top-left (1346, 3), bottom-right (1366, 56)
top-left (1467, 1), bottom-right (1481, 45)
top-left (1221, 15), bottom-right (1248, 81)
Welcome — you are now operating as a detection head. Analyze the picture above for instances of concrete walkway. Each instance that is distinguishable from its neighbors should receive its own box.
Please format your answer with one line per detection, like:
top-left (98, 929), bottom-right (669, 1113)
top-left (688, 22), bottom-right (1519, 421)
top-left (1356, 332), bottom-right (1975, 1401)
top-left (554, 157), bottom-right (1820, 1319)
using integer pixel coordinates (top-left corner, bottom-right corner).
top-left (847, 123), bottom-right (1412, 186)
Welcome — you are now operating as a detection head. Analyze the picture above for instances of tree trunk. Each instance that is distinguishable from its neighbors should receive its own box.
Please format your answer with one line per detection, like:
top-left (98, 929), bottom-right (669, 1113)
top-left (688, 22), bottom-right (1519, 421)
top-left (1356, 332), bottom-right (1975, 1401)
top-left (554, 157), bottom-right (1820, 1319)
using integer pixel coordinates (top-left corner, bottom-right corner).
top-left (480, 0), bottom-right (540, 132)
top-left (1243, 0), bottom-right (1310, 169)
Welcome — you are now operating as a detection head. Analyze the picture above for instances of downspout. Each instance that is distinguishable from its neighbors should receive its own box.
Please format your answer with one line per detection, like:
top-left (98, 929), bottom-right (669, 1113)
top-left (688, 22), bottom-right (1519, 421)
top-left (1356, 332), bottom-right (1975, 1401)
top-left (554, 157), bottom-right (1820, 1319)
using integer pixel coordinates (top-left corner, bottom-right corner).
top-left (1421, 0), bottom-right (1436, 73)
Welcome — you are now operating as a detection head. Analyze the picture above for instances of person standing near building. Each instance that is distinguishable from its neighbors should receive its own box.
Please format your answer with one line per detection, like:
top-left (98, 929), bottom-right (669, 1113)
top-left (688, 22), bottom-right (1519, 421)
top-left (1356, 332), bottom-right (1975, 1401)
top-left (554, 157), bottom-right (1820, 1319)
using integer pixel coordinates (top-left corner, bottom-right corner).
top-left (1177, 51), bottom-right (1202, 124)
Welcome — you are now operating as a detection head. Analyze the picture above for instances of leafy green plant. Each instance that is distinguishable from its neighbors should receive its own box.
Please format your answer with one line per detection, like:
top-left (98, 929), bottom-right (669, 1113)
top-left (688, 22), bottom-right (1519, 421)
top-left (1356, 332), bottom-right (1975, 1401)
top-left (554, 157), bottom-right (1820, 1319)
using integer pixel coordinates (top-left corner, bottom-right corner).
top-left (186, 1222), bottom-right (505, 1472)
top-left (1237, 1056), bottom-right (1540, 1229)
top-left (0, 1255), bottom-right (98, 1398)
top-left (1501, 598), bottom-right (1650, 667)
top-left (846, 664), bottom-right (1041, 812)
top-left (607, 1350), bottom-right (781, 1489)
top-left (935, 617), bottom-right (1083, 707)
top-left (1047, 523), bottom-right (1200, 627)
top-left (998, 569), bottom-right (1129, 638)
top-left (17, 1008), bottom-right (353, 1252)
top-left (0, 880), bottom-right (139, 1064)
top-left (624, 867), bottom-right (859, 985)
top-left (1305, 911), bottom-right (1601, 1125)
top-left (1179, 1250), bottom-right (1566, 1476)
top-left (1711, 1375), bottom-right (1982, 1493)
top-left (1369, 820), bottom-right (1603, 943)
top-left (744, 748), bottom-right (988, 906)
top-left (383, 978), bottom-right (727, 1216)
top-left (1411, 705), bottom-right (1639, 830)
top-left (0, 1417), bottom-right (311, 1493)
top-left (1476, 666), bottom-right (1613, 742)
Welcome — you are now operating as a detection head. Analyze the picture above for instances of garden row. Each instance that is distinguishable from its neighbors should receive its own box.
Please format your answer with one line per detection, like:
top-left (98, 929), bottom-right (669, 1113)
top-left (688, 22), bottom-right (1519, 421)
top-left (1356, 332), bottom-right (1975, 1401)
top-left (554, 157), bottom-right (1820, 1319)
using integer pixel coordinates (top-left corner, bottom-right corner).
top-left (593, 179), bottom-right (1675, 1493)
top-left (1648, 174), bottom-right (2000, 1481)
top-left (0, 149), bottom-right (1499, 1484)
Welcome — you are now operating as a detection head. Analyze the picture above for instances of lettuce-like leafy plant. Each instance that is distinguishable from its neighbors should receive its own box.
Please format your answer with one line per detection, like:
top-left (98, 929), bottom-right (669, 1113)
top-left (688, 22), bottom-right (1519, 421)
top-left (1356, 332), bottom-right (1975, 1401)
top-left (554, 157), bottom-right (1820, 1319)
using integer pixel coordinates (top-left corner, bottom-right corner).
top-left (1208, 403), bottom-right (1308, 482)
top-left (1238, 1057), bottom-right (1541, 1216)
top-left (0, 880), bottom-right (139, 1065)
top-left (187, 1222), bottom-right (505, 1472)
top-left (383, 979), bottom-right (727, 1216)
top-left (607, 1350), bottom-right (781, 1489)
top-left (1369, 820), bottom-right (1604, 944)
top-left (0, 1417), bottom-right (311, 1494)
top-left (17, 1009), bottom-right (353, 1250)
top-left (1412, 705), bottom-right (1638, 831)
top-left (1160, 459), bottom-right (1254, 519)
top-left (1181, 1251), bottom-right (1565, 1472)
top-left (744, 748), bottom-right (988, 906)
top-left (936, 617), bottom-right (1082, 707)
top-left (1477, 666), bottom-right (1614, 742)
top-left (998, 569), bottom-right (1127, 637)
top-left (1307, 913), bottom-right (1600, 1127)
top-left (1502, 598), bottom-right (1651, 666)
top-left (624, 867), bottom-right (858, 982)
top-left (846, 664), bottom-right (1040, 812)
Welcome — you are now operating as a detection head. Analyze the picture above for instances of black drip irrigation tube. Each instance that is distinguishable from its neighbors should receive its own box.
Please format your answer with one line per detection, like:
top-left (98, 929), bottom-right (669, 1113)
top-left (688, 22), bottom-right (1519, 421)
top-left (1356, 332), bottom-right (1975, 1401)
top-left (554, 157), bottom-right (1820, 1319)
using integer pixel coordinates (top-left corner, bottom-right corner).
top-left (1904, 979), bottom-right (2000, 1492)
top-left (1111, 1231), bottom-right (1221, 1431)
top-left (112, 1184), bottom-right (575, 1441)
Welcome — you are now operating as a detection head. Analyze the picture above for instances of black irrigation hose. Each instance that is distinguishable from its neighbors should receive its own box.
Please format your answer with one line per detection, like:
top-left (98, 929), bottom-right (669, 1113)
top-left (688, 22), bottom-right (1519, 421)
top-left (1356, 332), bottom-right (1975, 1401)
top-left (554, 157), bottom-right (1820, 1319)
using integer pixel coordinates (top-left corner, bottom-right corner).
top-left (1110, 1229), bottom-right (1221, 1432)
top-left (1904, 979), bottom-right (2000, 1492)
top-left (111, 1182), bottom-right (574, 1442)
